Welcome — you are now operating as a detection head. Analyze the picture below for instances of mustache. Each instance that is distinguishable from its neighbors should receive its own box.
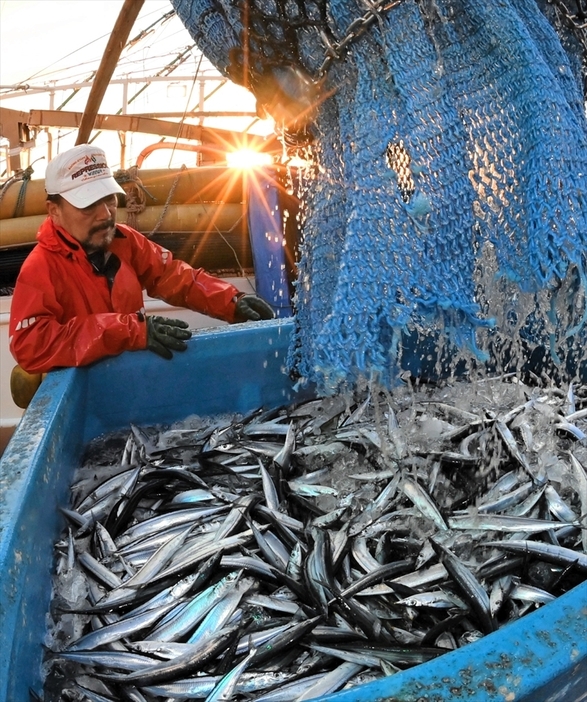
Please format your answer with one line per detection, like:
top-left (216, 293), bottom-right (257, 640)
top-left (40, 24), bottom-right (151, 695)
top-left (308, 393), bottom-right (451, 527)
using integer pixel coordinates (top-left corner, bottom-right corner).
top-left (89, 220), bottom-right (116, 236)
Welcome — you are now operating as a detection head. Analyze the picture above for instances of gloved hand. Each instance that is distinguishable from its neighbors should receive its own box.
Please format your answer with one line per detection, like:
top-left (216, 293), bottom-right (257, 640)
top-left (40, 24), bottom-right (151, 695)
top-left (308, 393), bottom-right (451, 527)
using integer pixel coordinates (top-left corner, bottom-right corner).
top-left (234, 294), bottom-right (275, 322)
top-left (146, 315), bottom-right (192, 360)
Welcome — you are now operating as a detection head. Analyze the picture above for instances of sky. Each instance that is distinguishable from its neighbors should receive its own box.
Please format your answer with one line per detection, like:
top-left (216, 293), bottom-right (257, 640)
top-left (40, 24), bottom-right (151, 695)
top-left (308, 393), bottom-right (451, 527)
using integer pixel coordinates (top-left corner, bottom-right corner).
top-left (0, 1), bottom-right (133, 87)
top-left (0, 0), bottom-right (271, 175)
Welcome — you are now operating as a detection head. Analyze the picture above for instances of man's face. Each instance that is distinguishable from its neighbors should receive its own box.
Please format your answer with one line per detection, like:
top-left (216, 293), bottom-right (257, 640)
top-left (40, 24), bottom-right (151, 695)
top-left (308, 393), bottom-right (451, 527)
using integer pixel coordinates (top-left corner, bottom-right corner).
top-left (47, 194), bottom-right (118, 254)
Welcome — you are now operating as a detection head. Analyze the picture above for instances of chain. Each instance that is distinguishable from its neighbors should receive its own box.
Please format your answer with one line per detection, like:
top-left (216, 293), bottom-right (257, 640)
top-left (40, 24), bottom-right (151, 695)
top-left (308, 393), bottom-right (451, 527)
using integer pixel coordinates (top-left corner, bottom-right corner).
top-left (276, 0), bottom-right (403, 148)
top-left (315, 0), bottom-right (584, 78)
top-left (277, 0), bottom-right (584, 145)
top-left (549, 0), bottom-right (587, 33)
top-left (317, 0), bottom-right (404, 77)
top-left (548, 0), bottom-right (587, 58)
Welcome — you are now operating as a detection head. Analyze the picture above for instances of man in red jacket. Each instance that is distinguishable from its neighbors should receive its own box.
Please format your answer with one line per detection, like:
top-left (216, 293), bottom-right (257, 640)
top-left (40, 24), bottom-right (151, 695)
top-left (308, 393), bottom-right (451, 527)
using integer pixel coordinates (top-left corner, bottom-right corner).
top-left (9, 143), bottom-right (273, 396)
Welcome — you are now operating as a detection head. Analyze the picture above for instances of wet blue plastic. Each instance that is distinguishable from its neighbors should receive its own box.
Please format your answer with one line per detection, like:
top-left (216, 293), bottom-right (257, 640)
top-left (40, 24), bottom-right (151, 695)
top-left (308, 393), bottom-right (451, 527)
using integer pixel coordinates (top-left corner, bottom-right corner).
top-left (0, 319), bottom-right (586, 702)
top-left (246, 167), bottom-right (296, 318)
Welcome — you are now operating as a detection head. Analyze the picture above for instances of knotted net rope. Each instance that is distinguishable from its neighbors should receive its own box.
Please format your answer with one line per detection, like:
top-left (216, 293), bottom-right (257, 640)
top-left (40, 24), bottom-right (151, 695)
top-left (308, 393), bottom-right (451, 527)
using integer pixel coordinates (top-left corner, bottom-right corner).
top-left (171, 0), bottom-right (587, 393)
top-left (113, 167), bottom-right (148, 230)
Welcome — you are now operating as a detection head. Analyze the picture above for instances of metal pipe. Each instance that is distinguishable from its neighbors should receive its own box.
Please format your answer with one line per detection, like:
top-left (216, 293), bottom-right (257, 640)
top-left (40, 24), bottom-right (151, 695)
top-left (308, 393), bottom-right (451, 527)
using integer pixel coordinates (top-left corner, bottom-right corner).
top-left (136, 142), bottom-right (226, 168)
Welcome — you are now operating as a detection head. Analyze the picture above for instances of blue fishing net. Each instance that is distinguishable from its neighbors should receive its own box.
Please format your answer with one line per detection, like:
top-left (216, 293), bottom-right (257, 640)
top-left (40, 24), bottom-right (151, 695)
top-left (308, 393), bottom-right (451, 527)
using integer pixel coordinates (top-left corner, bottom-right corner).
top-left (171, 0), bottom-right (587, 392)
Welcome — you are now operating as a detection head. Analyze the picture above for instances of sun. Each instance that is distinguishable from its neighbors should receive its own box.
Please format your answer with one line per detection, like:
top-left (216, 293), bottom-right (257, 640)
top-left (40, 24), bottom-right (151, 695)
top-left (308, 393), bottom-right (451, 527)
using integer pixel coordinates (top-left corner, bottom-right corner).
top-left (226, 149), bottom-right (274, 169)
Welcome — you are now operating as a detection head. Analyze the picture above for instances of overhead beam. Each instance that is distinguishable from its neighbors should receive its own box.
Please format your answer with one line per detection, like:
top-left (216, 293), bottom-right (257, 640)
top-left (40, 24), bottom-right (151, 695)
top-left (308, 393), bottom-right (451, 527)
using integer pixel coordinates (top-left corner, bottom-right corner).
top-left (76, 0), bottom-right (146, 145)
top-left (1, 106), bottom-right (280, 176)
top-left (28, 110), bottom-right (278, 151)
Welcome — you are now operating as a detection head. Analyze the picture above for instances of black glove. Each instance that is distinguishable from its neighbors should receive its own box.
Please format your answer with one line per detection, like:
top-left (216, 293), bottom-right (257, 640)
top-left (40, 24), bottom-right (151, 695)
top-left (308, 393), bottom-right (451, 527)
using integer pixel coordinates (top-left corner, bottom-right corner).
top-left (234, 294), bottom-right (275, 322)
top-left (145, 315), bottom-right (192, 360)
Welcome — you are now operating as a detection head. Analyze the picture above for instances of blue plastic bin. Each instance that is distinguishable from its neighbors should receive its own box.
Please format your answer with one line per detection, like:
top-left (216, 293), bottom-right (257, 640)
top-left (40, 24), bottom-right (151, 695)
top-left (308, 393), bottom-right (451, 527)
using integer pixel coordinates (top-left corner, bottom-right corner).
top-left (0, 319), bottom-right (586, 702)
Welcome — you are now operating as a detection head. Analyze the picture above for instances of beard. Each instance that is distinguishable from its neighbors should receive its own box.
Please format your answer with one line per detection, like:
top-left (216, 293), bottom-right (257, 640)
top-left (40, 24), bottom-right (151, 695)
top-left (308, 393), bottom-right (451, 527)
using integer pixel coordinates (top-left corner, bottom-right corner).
top-left (82, 220), bottom-right (116, 254)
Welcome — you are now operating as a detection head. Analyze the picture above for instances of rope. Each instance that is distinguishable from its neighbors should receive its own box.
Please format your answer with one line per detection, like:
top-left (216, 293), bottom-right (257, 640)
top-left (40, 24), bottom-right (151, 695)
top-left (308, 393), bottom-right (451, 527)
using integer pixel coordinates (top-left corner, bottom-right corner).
top-left (167, 53), bottom-right (202, 168)
top-left (113, 167), bottom-right (155, 230)
top-left (1, 166), bottom-right (35, 218)
top-left (148, 164), bottom-right (186, 237)
top-left (0, 175), bottom-right (21, 206)
top-left (13, 168), bottom-right (32, 218)
top-left (203, 206), bottom-right (250, 280)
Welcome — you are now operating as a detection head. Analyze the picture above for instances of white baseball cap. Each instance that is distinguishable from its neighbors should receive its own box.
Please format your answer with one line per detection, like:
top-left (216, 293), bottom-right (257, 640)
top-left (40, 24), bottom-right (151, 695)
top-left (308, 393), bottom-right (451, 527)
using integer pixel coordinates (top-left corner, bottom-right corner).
top-left (45, 144), bottom-right (125, 208)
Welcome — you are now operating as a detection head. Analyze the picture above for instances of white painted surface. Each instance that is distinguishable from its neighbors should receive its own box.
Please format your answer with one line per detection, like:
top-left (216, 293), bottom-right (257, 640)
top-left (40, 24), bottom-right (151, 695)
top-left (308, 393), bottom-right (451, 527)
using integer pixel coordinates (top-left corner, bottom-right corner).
top-left (0, 296), bottom-right (19, 455)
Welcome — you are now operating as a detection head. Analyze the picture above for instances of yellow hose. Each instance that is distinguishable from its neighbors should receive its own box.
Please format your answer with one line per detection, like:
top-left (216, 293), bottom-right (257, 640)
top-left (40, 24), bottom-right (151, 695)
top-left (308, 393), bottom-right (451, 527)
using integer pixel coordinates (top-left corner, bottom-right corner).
top-left (0, 203), bottom-right (247, 250)
top-left (0, 167), bottom-right (244, 220)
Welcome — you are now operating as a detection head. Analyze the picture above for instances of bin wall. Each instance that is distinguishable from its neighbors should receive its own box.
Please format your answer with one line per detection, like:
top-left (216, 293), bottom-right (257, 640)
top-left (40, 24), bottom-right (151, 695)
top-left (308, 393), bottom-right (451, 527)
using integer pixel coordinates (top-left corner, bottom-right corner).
top-left (0, 319), bottom-right (586, 701)
top-left (0, 320), bottom-right (306, 702)
top-left (0, 369), bottom-right (87, 702)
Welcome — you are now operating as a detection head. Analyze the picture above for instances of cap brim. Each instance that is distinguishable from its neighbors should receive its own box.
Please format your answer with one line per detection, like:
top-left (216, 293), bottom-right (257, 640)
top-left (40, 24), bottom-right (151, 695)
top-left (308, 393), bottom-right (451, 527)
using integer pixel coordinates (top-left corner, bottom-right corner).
top-left (60, 177), bottom-right (125, 209)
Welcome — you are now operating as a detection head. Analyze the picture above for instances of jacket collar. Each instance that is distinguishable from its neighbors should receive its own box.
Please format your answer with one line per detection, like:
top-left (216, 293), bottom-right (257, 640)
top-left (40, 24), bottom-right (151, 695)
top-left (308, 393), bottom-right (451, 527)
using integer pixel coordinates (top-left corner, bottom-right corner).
top-left (36, 216), bottom-right (125, 257)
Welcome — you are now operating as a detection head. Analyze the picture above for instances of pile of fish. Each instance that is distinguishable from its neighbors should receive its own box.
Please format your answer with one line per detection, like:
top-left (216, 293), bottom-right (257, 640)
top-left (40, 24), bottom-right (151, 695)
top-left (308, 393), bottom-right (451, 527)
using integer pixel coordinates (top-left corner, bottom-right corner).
top-left (43, 376), bottom-right (587, 702)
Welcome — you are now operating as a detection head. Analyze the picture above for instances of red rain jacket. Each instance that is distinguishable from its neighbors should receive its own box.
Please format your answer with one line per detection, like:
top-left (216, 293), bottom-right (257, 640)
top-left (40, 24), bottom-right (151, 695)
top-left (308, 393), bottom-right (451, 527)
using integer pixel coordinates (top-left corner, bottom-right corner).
top-left (9, 218), bottom-right (241, 373)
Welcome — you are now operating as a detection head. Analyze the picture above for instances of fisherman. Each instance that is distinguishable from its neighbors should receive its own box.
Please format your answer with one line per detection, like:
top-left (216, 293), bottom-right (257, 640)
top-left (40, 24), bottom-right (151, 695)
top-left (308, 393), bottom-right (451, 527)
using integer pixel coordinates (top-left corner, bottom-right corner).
top-left (9, 143), bottom-right (274, 406)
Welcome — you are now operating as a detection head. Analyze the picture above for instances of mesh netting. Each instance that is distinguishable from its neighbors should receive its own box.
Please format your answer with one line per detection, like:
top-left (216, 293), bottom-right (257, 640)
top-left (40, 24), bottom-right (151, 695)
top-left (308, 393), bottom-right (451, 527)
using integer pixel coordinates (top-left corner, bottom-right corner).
top-left (171, 0), bottom-right (587, 393)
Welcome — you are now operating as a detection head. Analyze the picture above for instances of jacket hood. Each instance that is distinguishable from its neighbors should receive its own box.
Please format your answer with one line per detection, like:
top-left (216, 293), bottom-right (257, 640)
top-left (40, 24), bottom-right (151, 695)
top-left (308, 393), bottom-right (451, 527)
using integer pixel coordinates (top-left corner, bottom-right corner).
top-left (36, 216), bottom-right (83, 255)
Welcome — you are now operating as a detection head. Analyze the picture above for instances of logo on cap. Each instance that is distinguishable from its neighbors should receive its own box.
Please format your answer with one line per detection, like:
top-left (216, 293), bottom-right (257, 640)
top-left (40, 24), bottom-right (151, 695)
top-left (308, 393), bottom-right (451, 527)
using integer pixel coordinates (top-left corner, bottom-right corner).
top-left (71, 157), bottom-right (108, 181)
